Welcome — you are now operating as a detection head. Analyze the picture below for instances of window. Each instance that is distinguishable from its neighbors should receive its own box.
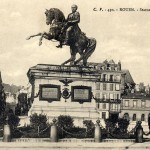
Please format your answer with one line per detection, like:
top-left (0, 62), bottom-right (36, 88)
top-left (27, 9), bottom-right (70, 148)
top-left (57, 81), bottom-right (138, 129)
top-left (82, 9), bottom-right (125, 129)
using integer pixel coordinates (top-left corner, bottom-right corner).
top-left (109, 75), bottom-right (113, 81)
top-left (102, 74), bottom-right (106, 81)
top-left (103, 83), bottom-right (107, 90)
top-left (110, 93), bottom-right (114, 99)
top-left (141, 114), bottom-right (145, 121)
top-left (141, 100), bottom-right (146, 108)
top-left (123, 113), bottom-right (129, 120)
top-left (133, 101), bottom-right (137, 108)
top-left (116, 75), bottom-right (120, 82)
top-left (107, 64), bottom-right (110, 70)
top-left (110, 103), bottom-right (119, 111)
top-left (110, 84), bottom-right (113, 91)
top-left (95, 93), bottom-right (100, 99)
top-left (102, 112), bottom-right (106, 119)
top-left (125, 100), bottom-right (129, 107)
top-left (133, 114), bottom-right (136, 121)
top-left (102, 93), bottom-right (107, 100)
top-left (96, 82), bottom-right (100, 90)
top-left (102, 103), bottom-right (106, 109)
top-left (116, 94), bottom-right (120, 100)
top-left (115, 84), bottom-right (120, 91)
top-left (113, 94), bottom-right (119, 100)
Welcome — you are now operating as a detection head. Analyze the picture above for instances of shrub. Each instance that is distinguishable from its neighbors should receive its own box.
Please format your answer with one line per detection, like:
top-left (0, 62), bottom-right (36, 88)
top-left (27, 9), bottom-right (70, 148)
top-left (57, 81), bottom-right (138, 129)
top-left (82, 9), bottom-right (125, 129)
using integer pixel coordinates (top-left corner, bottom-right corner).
top-left (105, 118), bottom-right (116, 133)
top-left (105, 117), bottom-right (130, 139)
top-left (29, 113), bottom-right (50, 138)
top-left (30, 113), bottom-right (48, 129)
top-left (57, 115), bottom-right (74, 139)
top-left (13, 124), bottom-right (50, 138)
top-left (83, 120), bottom-right (95, 138)
top-left (57, 115), bottom-right (74, 130)
top-left (117, 118), bottom-right (130, 133)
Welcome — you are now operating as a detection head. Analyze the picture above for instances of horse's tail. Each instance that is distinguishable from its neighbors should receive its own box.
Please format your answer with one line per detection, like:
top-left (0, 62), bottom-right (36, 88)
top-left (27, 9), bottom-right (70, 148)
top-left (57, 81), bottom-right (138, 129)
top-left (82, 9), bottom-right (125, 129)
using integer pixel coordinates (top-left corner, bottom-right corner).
top-left (84, 38), bottom-right (96, 60)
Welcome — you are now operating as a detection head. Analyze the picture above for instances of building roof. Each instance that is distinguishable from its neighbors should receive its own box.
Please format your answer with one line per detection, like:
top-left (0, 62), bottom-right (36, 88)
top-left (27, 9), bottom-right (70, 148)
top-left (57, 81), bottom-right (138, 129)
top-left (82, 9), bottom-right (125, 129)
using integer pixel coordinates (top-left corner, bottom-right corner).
top-left (122, 93), bottom-right (150, 100)
top-left (108, 59), bottom-right (115, 64)
top-left (122, 69), bottom-right (135, 85)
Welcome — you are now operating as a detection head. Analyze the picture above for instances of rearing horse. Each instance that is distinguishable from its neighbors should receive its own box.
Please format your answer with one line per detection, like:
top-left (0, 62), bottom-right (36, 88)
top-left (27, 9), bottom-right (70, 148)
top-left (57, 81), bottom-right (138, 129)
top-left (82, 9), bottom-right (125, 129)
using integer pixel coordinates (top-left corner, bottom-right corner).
top-left (27, 8), bottom-right (96, 66)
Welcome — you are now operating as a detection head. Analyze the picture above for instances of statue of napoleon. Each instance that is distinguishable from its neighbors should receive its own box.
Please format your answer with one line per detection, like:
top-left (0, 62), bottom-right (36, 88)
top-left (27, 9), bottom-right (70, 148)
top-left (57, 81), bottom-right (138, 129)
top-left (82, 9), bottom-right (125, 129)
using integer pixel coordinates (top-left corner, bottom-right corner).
top-left (27, 5), bottom-right (96, 66)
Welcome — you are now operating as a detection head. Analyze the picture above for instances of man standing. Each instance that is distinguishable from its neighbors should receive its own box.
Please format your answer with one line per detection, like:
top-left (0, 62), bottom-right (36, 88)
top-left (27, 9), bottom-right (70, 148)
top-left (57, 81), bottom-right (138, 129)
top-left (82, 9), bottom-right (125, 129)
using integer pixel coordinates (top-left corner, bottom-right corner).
top-left (148, 114), bottom-right (150, 131)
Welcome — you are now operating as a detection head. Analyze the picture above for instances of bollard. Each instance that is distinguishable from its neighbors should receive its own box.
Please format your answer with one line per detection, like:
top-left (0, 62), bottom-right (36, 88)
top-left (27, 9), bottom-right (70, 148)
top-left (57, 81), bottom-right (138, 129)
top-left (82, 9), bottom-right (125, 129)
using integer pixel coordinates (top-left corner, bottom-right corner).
top-left (3, 117), bottom-right (11, 142)
top-left (94, 119), bottom-right (102, 142)
top-left (50, 118), bottom-right (58, 142)
top-left (135, 121), bottom-right (143, 143)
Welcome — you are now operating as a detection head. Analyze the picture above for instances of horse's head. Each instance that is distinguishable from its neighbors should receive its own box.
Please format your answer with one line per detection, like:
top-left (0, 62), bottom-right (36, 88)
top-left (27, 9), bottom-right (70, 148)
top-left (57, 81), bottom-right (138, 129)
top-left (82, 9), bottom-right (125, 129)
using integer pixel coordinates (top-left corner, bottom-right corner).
top-left (45, 9), bottom-right (53, 25)
top-left (45, 8), bottom-right (65, 25)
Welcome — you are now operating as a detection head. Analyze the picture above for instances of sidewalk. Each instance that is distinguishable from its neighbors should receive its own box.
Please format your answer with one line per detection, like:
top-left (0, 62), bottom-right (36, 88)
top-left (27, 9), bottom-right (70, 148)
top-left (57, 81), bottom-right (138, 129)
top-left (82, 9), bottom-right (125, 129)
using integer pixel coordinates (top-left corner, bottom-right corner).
top-left (0, 141), bottom-right (150, 150)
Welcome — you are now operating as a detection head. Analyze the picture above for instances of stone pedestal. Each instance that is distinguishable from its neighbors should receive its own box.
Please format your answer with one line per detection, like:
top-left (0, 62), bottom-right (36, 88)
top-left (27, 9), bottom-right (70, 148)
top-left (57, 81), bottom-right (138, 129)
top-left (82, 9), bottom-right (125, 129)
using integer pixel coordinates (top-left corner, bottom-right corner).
top-left (27, 64), bottom-right (100, 127)
top-left (50, 118), bottom-right (58, 142)
top-left (94, 119), bottom-right (102, 142)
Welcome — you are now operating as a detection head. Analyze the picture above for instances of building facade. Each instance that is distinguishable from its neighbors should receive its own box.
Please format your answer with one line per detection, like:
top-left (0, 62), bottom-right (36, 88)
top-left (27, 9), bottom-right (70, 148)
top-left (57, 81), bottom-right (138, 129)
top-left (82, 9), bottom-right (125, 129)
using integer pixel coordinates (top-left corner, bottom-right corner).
top-left (93, 60), bottom-right (124, 121)
top-left (121, 93), bottom-right (150, 123)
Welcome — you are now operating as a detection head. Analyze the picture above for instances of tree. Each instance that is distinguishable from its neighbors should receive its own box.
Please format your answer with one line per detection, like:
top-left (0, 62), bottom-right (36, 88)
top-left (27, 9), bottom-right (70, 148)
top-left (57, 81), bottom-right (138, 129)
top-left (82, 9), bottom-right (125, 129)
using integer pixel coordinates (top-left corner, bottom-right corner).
top-left (17, 93), bottom-right (28, 115)
top-left (0, 84), bottom-right (6, 116)
top-left (117, 118), bottom-right (130, 133)
top-left (8, 112), bottom-right (20, 129)
top-left (0, 110), bottom-right (20, 129)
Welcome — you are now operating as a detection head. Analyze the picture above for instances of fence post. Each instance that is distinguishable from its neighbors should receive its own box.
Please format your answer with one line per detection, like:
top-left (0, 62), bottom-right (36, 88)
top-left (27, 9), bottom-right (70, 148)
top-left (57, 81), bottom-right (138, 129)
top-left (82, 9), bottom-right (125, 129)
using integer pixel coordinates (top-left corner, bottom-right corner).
top-left (94, 119), bottom-right (102, 142)
top-left (135, 121), bottom-right (143, 143)
top-left (50, 118), bottom-right (58, 142)
top-left (3, 116), bottom-right (11, 142)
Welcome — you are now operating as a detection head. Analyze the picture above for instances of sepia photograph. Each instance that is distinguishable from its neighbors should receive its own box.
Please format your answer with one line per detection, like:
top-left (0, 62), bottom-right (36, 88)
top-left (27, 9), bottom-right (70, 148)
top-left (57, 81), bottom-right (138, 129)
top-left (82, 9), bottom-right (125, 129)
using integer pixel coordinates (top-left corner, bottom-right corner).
top-left (0, 0), bottom-right (150, 149)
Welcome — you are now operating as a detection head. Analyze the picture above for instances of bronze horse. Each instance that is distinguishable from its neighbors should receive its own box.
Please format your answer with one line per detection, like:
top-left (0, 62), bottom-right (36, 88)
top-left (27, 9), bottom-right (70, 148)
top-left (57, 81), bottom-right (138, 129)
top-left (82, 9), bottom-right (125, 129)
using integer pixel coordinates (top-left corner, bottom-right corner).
top-left (27, 8), bottom-right (96, 66)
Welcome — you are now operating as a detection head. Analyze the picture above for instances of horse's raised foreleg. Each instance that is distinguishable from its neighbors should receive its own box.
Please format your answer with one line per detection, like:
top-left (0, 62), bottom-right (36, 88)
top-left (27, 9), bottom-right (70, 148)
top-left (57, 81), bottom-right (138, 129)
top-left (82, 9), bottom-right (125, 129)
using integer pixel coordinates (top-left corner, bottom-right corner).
top-left (26, 32), bottom-right (53, 46)
top-left (39, 32), bottom-right (52, 46)
top-left (26, 33), bottom-right (42, 40)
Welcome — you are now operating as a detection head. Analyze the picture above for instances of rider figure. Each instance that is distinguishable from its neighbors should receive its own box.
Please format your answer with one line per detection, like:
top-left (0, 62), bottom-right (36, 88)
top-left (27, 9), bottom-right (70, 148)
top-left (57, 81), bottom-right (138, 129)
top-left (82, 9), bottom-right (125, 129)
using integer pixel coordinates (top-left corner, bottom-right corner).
top-left (57, 4), bottom-right (80, 48)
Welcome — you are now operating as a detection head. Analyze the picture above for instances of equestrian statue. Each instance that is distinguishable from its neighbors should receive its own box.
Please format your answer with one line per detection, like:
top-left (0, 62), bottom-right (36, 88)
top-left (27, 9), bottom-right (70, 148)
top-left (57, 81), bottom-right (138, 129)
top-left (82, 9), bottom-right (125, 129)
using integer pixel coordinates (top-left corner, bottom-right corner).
top-left (27, 5), bottom-right (96, 66)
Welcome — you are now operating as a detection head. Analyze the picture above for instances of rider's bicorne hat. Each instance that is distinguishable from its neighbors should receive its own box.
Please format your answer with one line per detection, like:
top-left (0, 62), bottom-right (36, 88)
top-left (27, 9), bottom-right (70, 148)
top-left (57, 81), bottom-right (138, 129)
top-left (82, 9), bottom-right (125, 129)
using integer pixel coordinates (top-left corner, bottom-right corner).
top-left (71, 4), bottom-right (78, 9)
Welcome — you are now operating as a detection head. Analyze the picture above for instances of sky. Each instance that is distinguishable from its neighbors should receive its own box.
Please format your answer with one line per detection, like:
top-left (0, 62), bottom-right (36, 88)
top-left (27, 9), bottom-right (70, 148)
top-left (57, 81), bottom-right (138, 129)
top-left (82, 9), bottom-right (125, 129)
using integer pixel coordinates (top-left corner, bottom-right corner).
top-left (0, 0), bottom-right (150, 86)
